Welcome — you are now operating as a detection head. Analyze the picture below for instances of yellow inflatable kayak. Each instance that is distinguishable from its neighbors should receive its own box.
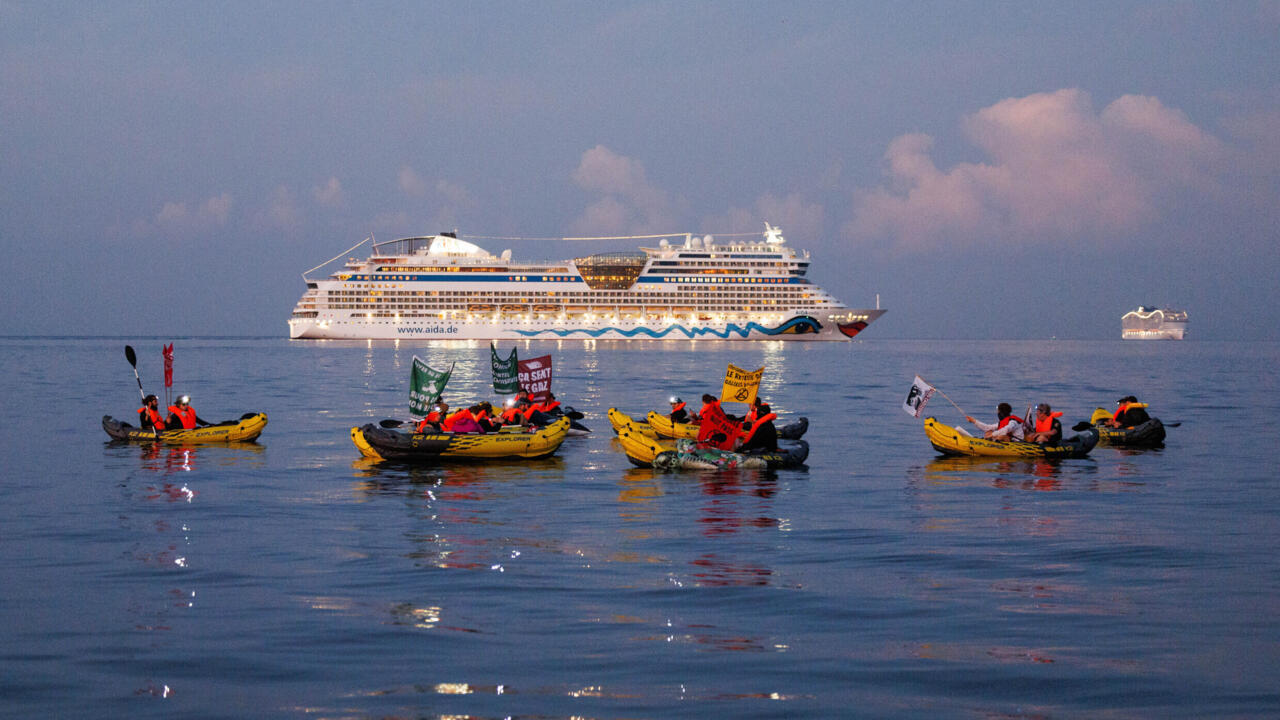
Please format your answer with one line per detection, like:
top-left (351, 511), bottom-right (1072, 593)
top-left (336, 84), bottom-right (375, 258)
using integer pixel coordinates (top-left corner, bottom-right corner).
top-left (352, 416), bottom-right (570, 462)
top-left (102, 413), bottom-right (268, 444)
top-left (924, 417), bottom-right (1098, 459)
top-left (609, 408), bottom-right (657, 437)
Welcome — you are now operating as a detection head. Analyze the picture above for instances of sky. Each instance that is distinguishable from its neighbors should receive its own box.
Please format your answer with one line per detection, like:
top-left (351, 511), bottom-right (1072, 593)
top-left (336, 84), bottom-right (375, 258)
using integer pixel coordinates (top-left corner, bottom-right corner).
top-left (1, 1), bottom-right (1277, 340)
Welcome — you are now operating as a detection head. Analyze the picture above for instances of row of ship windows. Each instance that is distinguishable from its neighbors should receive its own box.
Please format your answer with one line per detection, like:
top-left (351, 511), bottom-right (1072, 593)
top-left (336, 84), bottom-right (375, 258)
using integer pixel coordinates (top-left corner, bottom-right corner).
top-left (326, 289), bottom-right (814, 298)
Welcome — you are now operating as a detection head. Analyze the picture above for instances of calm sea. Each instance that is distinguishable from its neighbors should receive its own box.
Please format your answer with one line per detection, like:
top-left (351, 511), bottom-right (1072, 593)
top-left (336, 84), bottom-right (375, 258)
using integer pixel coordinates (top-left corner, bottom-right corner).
top-left (1, 337), bottom-right (1277, 719)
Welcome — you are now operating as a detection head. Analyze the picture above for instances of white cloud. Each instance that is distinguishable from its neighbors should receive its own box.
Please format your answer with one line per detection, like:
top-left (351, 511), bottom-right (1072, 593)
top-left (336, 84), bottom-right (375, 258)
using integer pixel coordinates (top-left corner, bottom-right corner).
top-left (569, 145), bottom-right (681, 235)
top-left (846, 88), bottom-right (1226, 250)
top-left (149, 192), bottom-right (233, 235)
top-left (312, 177), bottom-right (344, 208)
top-left (700, 193), bottom-right (825, 244)
top-left (398, 166), bottom-right (429, 197)
top-left (264, 185), bottom-right (301, 233)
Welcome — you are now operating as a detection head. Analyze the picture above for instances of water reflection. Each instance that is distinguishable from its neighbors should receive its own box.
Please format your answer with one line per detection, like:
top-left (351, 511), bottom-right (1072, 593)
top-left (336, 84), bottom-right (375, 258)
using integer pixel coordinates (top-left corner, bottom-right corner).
top-left (915, 455), bottom-right (1103, 492)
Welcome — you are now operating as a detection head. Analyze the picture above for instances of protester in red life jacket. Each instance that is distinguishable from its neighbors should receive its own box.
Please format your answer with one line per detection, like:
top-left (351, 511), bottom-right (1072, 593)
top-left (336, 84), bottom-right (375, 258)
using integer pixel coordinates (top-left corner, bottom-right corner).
top-left (499, 399), bottom-right (524, 426)
top-left (737, 400), bottom-right (778, 453)
top-left (138, 394), bottom-right (165, 434)
top-left (416, 401), bottom-right (448, 433)
top-left (1027, 403), bottom-right (1064, 444)
top-left (1107, 395), bottom-right (1151, 428)
top-left (448, 406), bottom-right (484, 434)
top-left (668, 397), bottom-right (692, 424)
top-left (965, 402), bottom-right (1026, 441)
top-left (166, 395), bottom-right (210, 430)
top-left (536, 392), bottom-right (561, 415)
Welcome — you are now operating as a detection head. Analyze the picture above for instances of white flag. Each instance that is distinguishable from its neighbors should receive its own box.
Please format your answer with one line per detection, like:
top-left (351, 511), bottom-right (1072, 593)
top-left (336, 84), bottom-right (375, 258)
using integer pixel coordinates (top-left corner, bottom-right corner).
top-left (903, 375), bottom-right (936, 418)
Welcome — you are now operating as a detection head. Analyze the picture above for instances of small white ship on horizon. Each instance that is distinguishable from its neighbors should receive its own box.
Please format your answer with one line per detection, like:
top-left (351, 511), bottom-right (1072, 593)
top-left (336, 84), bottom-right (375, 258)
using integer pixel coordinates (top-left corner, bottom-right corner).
top-left (288, 223), bottom-right (885, 341)
top-left (1122, 306), bottom-right (1188, 340)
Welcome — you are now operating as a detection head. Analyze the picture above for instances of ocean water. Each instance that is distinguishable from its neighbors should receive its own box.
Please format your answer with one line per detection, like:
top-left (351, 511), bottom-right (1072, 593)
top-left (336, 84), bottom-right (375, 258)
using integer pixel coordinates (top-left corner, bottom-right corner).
top-left (1, 337), bottom-right (1277, 719)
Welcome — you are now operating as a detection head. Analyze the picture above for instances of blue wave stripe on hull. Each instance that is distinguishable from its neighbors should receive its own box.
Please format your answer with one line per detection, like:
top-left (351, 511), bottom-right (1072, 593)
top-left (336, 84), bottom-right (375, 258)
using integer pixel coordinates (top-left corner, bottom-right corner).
top-left (514, 317), bottom-right (822, 339)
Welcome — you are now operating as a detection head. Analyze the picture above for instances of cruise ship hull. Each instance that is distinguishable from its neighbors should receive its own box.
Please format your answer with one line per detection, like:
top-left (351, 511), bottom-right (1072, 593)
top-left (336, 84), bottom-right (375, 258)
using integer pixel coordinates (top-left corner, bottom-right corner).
top-left (289, 309), bottom-right (886, 341)
top-left (289, 225), bottom-right (885, 342)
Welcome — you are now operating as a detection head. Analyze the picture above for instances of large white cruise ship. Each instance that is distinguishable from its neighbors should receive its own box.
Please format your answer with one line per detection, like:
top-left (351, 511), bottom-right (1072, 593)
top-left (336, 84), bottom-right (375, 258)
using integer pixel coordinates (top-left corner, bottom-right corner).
top-left (288, 224), bottom-right (885, 341)
top-left (1121, 306), bottom-right (1188, 340)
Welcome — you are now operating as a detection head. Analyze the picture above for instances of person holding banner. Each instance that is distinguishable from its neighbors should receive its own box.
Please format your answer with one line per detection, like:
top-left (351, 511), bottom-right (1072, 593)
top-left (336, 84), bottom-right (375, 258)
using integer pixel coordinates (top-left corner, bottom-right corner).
top-left (965, 403), bottom-right (1026, 441)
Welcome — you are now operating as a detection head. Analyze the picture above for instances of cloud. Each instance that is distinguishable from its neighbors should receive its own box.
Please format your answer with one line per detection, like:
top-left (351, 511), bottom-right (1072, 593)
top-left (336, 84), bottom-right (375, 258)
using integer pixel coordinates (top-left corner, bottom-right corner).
top-left (846, 89), bottom-right (1226, 250)
top-left (700, 193), bottom-right (825, 244)
top-left (398, 166), bottom-right (429, 197)
top-left (263, 185), bottom-right (302, 234)
top-left (148, 192), bottom-right (233, 235)
top-left (569, 145), bottom-right (682, 235)
top-left (312, 176), bottom-right (344, 208)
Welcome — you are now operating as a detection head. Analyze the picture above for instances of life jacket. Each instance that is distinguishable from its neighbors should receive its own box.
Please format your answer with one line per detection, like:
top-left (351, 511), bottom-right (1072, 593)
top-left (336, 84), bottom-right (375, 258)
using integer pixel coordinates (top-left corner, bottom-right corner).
top-left (500, 407), bottom-right (522, 424)
top-left (537, 400), bottom-right (560, 413)
top-left (1111, 402), bottom-right (1148, 422)
top-left (741, 412), bottom-right (777, 444)
top-left (169, 405), bottom-right (197, 430)
top-left (442, 409), bottom-right (474, 432)
top-left (138, 406), bottom-right (165, 430)
top-left (1035, 411), bottom-right (1063, 434)
top-left (670, 402), bottom-right (686, 414)
top-left (997, 414), bottom-right (1024, 429)
top-left (745, 407), bottom-right (759, 424)
top-left (415, 410), bottom-right (443, 433)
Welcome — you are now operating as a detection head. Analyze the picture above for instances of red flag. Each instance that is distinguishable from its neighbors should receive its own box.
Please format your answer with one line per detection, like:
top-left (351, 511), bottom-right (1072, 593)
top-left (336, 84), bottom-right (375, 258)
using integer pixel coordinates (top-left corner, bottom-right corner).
top-left (163, 344), bottom-right (174, 388)
top-left (696, 401), bottom-right (740, 451)
top-left (517, 355), bottom-right (553, 401)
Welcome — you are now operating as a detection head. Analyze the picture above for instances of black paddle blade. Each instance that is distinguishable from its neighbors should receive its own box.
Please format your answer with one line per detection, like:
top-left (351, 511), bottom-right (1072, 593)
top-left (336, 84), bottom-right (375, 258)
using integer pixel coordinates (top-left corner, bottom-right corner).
top-left (1072, 421), bottom-right (1093, 432)
top-left (379, 419), bottom-right (406, 428)
top-left (125, 345), bottom-right (137, 367)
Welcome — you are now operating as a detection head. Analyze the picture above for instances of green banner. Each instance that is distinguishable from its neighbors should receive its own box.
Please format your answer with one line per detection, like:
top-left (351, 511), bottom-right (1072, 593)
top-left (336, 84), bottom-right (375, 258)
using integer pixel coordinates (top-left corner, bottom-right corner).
top-left (410, 356), bottom-right (453, 416)
top-left (491, 343), bottom-right (519, 395)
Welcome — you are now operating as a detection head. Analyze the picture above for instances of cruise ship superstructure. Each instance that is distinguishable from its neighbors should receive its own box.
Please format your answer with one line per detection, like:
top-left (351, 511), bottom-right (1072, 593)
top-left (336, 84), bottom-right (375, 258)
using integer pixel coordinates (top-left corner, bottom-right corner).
top-left (288, 224), bottom-right (885, 341)
top-left (1121, 306), bottom-right (1188, 340)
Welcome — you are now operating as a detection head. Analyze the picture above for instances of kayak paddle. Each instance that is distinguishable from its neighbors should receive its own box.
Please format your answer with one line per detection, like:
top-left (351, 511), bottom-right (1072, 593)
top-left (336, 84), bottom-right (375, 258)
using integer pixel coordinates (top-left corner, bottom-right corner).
top-left (125, 345), bottom-right (145, 401)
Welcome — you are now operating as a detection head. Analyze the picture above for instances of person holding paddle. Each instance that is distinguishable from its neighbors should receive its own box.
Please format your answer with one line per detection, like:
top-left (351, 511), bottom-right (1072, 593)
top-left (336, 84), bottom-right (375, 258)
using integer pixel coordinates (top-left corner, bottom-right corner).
top-left (138, 395), bottom-right (165, 435)
top-left (965, 402), bottom-right (1026, 441)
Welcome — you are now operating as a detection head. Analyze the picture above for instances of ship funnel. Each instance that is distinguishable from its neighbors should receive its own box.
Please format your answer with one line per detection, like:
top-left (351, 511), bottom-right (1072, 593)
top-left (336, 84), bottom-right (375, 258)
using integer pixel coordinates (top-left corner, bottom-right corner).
top-left (764, 222), bottom-right (785, 244)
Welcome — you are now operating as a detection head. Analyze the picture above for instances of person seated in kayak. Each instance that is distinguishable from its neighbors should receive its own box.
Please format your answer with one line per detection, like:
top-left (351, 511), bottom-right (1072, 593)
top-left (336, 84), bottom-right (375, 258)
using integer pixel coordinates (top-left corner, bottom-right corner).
top-left (668, 397), bottom-right (693, 424)
top-left (1107, 395), bottom-right (1151, 428)
top-left (473, 403), bottom-right (502, 432)
top-left (166, 395), bottom-right (210, 430)
top-left (534, 393), bottom-right (562, 416)
top-left (445, 405), bottom-right (485, 434)
top-left (415, 400), bottom-right (449, 433)
top-left (737, 401), bottom-right (778, 453)
top-left (498, 398), bottom-right (525, 426)
top-left (965, 402), bottom-right (1025, 441)
top-left (1026, 403), bottom-right (1063, 444)
top-left (138, 394), bottom-right (166, 434)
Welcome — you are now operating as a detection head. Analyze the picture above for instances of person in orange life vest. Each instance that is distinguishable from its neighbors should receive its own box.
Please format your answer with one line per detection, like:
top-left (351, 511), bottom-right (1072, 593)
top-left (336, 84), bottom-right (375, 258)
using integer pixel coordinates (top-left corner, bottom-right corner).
top-left (1107, 395), bottom-right (1151, 428)
top-left (520, 397), bottom-right (553, 427)
top-left (965, 402), bottom-right (1025, 441)
top-left (498, 398), bottom-right (525, 426)
top-left (535, 392), bottom-right (561, 416)
top-left (415, 400), bottom-right (448, 433)
top-left (138, 394), bottom-right (165, 434)
top-left (737, 400), bottom-right (778, 453)
top-left (1027, 403), bottom-right (1063, 444)
top-left (472, 403), bottom-right (501, 432)
top-left (445, 405), bottom-right (484, 434)
top-left (668, 397), bottom-right (692, 424)
top-left (165, 395), bottom-right (210, 430)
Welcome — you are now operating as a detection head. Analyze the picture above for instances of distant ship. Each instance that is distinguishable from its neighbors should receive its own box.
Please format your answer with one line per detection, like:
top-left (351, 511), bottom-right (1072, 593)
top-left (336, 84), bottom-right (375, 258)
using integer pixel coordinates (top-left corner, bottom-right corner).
top-left (1121, 306), bottom-right (1188, 340)
top-left (288, 223), bottom-right (885, 341)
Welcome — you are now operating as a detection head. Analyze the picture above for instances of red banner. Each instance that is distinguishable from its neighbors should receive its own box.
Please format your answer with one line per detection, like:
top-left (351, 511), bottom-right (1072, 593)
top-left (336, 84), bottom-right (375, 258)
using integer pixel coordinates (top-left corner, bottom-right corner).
top-left (162, 344), bottom-right (174, 388)
top-left (517, 355), bottom-right (553, 401)
top-left (696, 401), bottom-right (739, 451)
